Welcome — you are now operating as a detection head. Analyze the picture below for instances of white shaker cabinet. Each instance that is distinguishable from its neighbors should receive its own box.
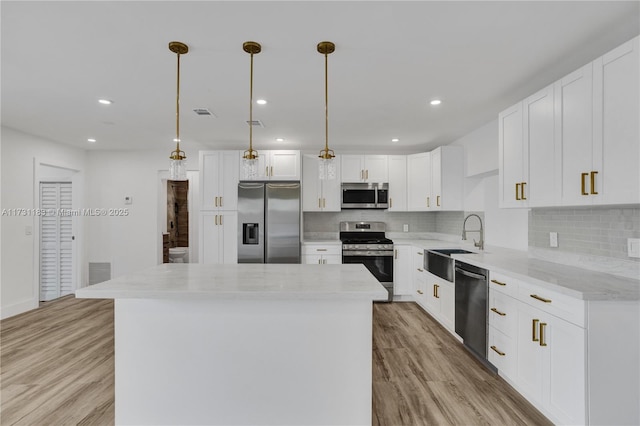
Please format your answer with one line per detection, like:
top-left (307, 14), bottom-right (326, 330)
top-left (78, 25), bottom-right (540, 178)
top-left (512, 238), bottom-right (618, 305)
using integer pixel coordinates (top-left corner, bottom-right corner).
top-left (242, 150), bottom-right (301, 181)
top-left (387, 155), bottom-right (407, 211)
top-left (592, 36), bottom-right (639, 205)
top-left (407, 152), bottom-right (431, 211)
top-left (498, 102), bottom-right (528, 208)
top-left (200, 211), bottom-right (238, 264)
top-left (302, 243), bottom-right (342, 265)
top-left (392, 244), bottom-right (412, 296)
top-left (199, 150), bottom-right (240, 211)
top-left (341, 155), bottom-right (388, 183)
top-left (302, 154), bottom-right (341, 212)
top-left (430, 146), bottom-right (463, 211)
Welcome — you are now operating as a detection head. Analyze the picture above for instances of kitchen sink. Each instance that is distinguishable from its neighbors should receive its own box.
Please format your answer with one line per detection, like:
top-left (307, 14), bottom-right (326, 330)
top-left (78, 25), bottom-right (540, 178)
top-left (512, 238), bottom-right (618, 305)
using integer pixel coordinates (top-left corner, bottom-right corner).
top-left (424, 248), bottom-right (476, 282)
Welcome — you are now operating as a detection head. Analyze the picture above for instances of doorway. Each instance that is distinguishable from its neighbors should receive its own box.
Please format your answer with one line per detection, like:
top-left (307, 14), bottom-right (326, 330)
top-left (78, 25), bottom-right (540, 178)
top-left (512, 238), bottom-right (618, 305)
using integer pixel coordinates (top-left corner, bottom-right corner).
top-left (39, 182), bottom-right (74, 301)
top-left (167, 180), bottom-right (189, 262)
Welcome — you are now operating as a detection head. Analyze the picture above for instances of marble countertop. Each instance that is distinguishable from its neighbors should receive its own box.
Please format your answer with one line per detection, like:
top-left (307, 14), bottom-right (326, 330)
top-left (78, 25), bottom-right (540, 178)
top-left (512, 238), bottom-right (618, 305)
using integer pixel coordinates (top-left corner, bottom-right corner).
top-left (75, 263), bottom-right (388, 301)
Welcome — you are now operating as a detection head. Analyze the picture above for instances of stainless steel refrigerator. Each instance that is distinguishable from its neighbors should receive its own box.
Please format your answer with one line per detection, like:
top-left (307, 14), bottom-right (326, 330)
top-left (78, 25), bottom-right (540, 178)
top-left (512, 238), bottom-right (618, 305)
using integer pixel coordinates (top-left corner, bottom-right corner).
top-left (238, 182), bottom-right (301, 263)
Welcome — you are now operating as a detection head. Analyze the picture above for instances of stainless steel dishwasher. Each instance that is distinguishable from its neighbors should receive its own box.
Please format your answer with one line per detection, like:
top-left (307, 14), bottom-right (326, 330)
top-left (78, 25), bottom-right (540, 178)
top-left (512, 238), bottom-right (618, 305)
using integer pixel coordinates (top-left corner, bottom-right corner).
top-left (454, 260), bottom-right (494, 370)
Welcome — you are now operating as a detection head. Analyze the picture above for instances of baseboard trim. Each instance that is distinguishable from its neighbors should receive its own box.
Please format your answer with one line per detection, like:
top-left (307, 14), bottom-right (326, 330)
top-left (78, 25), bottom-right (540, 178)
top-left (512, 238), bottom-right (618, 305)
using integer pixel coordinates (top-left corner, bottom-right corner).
top-left (1, 298), bottom-right (39, 320)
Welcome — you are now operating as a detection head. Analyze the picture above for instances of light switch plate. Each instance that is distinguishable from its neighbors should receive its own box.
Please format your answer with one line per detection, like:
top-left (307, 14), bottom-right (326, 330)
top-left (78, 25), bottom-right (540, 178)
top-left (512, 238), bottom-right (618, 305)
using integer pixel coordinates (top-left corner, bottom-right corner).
top-left (25, 226), bottom-right (32, 236)
top-left (628, 238), bottom-right (640, 258)
top-left (125, 196), bottom-right (133, 205)
top-left (549, 232), bottom-right (558, 248)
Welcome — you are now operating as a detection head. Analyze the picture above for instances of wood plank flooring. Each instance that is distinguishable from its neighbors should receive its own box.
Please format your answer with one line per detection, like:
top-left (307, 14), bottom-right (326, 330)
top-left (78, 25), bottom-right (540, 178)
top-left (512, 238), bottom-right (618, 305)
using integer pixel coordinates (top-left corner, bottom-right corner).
top-left (1, 297), bottom-right (551, 425)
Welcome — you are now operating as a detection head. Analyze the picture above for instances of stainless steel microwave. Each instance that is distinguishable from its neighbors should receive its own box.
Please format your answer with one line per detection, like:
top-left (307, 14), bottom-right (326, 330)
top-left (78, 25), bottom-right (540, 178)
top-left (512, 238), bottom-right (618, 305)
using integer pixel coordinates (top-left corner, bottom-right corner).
top-left (341, 182), bottom-right (389, 209)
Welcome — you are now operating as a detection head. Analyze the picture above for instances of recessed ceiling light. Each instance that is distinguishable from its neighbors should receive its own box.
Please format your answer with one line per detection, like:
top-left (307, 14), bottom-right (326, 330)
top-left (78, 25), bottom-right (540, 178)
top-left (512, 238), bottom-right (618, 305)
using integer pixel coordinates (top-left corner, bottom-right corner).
top-left (391, 138), bottom-right (399, 142)
top-left (430, 99), bottom-right (442, 106)
top-left (256, 99), bottom-right (267, 105)
top-left (98, 99), bottom-right (113, 105)
top-left (276, 138), bottom-right (285, 142)
top-left (87, 138), bottom-right (97, 143)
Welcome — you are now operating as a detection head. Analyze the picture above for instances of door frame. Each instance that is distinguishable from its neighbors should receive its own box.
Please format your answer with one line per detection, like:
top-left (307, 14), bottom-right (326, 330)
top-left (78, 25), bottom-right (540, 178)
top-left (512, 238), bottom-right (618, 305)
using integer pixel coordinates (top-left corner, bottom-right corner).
top-left (33, 159), bottom-right (83, 305)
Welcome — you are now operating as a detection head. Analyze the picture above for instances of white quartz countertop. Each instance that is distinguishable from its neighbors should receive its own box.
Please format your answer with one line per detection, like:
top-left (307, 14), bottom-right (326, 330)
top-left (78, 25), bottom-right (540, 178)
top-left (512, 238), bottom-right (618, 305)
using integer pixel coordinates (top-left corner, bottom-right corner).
top-left (75, 263), bottom-right (388, 301)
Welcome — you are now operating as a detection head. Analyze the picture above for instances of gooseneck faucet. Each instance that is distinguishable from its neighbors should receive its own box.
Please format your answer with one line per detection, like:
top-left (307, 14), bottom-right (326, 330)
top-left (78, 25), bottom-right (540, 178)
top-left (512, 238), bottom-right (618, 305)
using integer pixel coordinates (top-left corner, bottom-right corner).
top-left (462, 213), bottom-right (484, 250)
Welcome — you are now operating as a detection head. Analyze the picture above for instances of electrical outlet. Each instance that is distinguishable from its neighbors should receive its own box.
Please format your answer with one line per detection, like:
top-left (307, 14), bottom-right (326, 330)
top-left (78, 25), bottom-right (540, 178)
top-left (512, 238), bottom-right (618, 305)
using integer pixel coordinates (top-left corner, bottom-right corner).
top-left (628, 238), bottom-right (640, 258)
top-left (403, 224), bottom-right (409, 232)
top-left (549, 232), bottom-right (558, 248)
top-left (125, 196), bottom-right (133, 205)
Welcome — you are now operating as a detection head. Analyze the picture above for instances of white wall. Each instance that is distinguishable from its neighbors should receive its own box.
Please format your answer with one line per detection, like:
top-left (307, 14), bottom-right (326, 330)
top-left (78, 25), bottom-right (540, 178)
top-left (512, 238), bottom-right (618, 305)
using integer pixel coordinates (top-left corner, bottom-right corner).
top-left (85, 150), bottom-right (201, 279)
top-left (1, 127), bottom-right (86, 318)
top-left (450, 119), bottom-right (528, 251)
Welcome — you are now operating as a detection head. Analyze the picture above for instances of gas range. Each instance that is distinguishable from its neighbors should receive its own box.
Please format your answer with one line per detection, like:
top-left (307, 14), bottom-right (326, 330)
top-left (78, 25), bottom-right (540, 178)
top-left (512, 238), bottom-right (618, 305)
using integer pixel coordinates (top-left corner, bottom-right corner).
top-left (339, 221), bottom-right (394, 302)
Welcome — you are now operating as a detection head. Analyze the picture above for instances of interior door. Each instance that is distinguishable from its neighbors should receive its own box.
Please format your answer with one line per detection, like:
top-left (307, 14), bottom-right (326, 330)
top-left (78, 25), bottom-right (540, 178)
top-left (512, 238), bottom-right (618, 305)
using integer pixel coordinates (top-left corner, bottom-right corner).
top-left (39, 182), bottom-right (73, 301)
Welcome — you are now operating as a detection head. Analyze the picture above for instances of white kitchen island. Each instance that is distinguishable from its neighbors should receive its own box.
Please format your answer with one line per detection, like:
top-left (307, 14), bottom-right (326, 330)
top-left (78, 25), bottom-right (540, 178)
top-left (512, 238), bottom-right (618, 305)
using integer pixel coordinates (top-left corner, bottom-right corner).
top-left (75, 263), bottom-right (387, 426)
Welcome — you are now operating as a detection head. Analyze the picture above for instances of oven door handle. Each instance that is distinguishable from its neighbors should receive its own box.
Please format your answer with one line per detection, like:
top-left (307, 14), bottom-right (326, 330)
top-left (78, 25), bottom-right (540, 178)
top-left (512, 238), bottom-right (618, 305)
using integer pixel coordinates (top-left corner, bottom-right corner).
top-left (342, 251), bottom-right (394, 257)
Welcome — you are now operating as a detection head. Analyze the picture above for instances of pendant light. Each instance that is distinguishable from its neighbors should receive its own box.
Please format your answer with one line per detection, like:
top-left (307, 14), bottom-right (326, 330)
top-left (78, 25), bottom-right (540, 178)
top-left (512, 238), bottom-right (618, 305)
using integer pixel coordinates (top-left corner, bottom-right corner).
top-left (168, 41), bottom-right (189, 181)
top-left (241, 41), bottom-right (261, 179)
top-left (318, 41), bottom-right (336, 180)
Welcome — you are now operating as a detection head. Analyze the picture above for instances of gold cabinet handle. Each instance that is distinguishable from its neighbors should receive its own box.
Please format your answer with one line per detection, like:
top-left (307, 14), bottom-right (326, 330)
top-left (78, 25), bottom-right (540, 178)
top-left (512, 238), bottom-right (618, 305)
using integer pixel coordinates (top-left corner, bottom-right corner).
top-left (366, 170), bottom-right (369, 180)
top-left (323, 259), bottom-right (327, 264)
top-left (539, 323), bottom-right (548, 347)
top-left (394, 249), bottom-right (398, 259)
top-left (360, 170), bottom-right (364, 180)
top-left (530, 294), bottom-right (552, 303)
top-left (266, 166), bottom-right (269, 177)
top-left (220, 196), bottom-right (223, 207)
top-left (220, 215), bottom-right (223, 225)
top-left (270, 166), bottom-right (273, 177)
top-left (532, 319), bottom-right (539, 342)
top-left (590, 171), bottom-right (598, 195)
top-left (490, 345), bottom-right (505, 356)
top-left (323, 198), bottom-right (326, 208)
top-left (319, 198), bottom-right (322, 208)
top-left (521, 182), bottom-right (527, 200)
top-left (490, 279), bottom-right (506, 286)
top-left (215, 215), bottom-right (218, 226)
top-left (417, 268), bottom-right (423, 272)
top-left (215, 196), bottom-right (219, 207)
top-left (581, 172), bottom-right (589, 195)
top-left (434, 284), bottom-right (439, 298)
top-left (515, 183), bottom-right (521, 200)
top-left (390, 198), bottom-right (393, 208)
top-left (436, 195), bottom-right (441, 206)
top-left (417, 289), bottom-right (424, 295)
top-left (427, 197), bottom-right (430, 207)
top-left (318, 259), bottom-right (322, 264)
top-left (491, 307), bottom-right (506, 316)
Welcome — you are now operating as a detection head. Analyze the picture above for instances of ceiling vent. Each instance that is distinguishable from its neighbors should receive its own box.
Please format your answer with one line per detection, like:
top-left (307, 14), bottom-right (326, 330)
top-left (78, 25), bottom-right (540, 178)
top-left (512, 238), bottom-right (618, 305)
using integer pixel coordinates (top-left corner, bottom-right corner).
top-left (193, 108), bottom-right (216, 117)
top-left (246, 120), bottom-right (265, 127)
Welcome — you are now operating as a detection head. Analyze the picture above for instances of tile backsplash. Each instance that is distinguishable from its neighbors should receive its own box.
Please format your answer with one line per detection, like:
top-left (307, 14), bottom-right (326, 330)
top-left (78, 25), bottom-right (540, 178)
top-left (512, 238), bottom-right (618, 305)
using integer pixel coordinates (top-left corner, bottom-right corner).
top-left (529, 206), bottom-right (640, 262)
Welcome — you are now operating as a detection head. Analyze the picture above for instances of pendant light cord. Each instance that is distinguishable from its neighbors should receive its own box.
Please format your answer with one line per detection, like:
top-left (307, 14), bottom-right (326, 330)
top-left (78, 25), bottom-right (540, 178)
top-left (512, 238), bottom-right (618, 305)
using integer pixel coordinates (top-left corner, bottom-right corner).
top-left (176, 52), bottom-right (181, 151)
top-left (249, 51), bottom-right (254, 154)
top-left (324, 50), bottom-right (329, 154)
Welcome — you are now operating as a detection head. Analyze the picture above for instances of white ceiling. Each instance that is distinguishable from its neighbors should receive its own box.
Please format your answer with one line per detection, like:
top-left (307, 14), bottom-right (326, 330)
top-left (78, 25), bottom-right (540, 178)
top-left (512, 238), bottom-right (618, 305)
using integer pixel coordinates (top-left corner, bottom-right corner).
top-left (2, 1), bottom-right (639, 155)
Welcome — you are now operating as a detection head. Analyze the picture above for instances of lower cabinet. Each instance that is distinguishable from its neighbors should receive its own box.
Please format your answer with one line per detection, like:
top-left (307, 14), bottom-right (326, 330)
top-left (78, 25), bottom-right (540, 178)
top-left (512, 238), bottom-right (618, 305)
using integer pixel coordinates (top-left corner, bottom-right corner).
top-left (422, 271), bottom-right (455, 333)
top-left (301, 243), bottom-right (341, 265)
top-left (393, 245), bottom-right (412, 296)
top-left (200, 211), bottom-right (238, 264)
top-left (516, 300), bottom-right (586, 425)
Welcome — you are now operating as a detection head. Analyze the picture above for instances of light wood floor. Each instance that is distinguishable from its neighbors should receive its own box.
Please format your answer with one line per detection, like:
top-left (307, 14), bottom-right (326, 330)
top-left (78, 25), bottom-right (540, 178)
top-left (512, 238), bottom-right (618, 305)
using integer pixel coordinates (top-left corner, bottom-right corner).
top-left (1, 297), bottom-right (551, 425)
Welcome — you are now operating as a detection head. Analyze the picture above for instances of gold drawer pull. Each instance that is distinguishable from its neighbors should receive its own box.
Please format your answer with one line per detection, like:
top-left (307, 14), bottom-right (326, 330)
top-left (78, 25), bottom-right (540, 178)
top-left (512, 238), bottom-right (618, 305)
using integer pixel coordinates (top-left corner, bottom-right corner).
top-left (491, 307), bottom-right (506, 316)
top-left (417, 268), bottom-right (423, 272)
top-left (417, 252), bottom-right (423, 255)
top-left (539, 323), bottom-right (548, 347)
top-left (433, 284), bottom-right (439, 298)
top-left (532, 319), bottom-right (539, 342)
top-left (521, 182), bottom-right (527, 200)
top-left (581, 172), bottom-right (589, 195)
top-left (417, 290), bottom-right (423, 295)
top-left (530, 294), bottom-right (552, 303)
top-left (436, 195), bottom-right (441, 206)
top-left (490, 279), bottom-right (506, 286)
top-left (515, 183), bottom-right (521, 200)
top-left (316, 249), bottom-right (327, 252)
top-left (490, 345), bottom-right (505, 356)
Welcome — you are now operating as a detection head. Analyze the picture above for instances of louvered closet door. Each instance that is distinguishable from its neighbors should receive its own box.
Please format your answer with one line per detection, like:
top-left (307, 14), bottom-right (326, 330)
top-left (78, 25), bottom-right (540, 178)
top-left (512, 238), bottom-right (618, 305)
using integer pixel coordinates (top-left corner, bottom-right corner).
top-left (40, 182), bottom-right (73, 301)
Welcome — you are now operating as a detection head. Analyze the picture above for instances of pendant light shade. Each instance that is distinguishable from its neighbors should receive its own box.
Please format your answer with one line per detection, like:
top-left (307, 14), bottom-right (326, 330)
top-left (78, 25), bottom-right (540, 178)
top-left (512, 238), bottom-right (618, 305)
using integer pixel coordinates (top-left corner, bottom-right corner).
top-left (241, 41), bottom-right (262, 179)
top-left (168, 41), bottom-right (189, 181)
top-left (318, 41), bottom-right (336, 180)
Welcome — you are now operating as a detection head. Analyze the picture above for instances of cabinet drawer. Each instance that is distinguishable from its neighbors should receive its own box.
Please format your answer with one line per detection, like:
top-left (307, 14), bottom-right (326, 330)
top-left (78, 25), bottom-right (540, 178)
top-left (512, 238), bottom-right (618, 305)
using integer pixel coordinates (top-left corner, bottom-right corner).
top-left (488, 326), bottom-right (516, 381)
top-left (301, 244), bottom-right (342, 256)
top-left (516, 282), bottom-right (585, 327)
top-left (489, 271), bottom-right (520, 297)
top-left (489, 290), bottom-right (517, 337)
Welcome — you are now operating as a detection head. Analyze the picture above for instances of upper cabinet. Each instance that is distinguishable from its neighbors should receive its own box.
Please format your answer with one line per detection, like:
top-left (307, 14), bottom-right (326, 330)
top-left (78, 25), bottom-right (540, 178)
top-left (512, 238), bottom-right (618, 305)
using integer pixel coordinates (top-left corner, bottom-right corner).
top-left (387, 155), bottom-right (407, 211)
top-left (341, 155), bottom-right (388, 183)
top-left (241, 150), bottom-right (301, 181)
top-left (199, 150), bottom-right (240, 211)
top-left (301, 154), bottom-right (341, 212)
top-left (430, 146), bottom-right (463, 211)
top-left (407, 152), bottom-right (431, 211)
top-left (499, 35), bottom-right (639, 208)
